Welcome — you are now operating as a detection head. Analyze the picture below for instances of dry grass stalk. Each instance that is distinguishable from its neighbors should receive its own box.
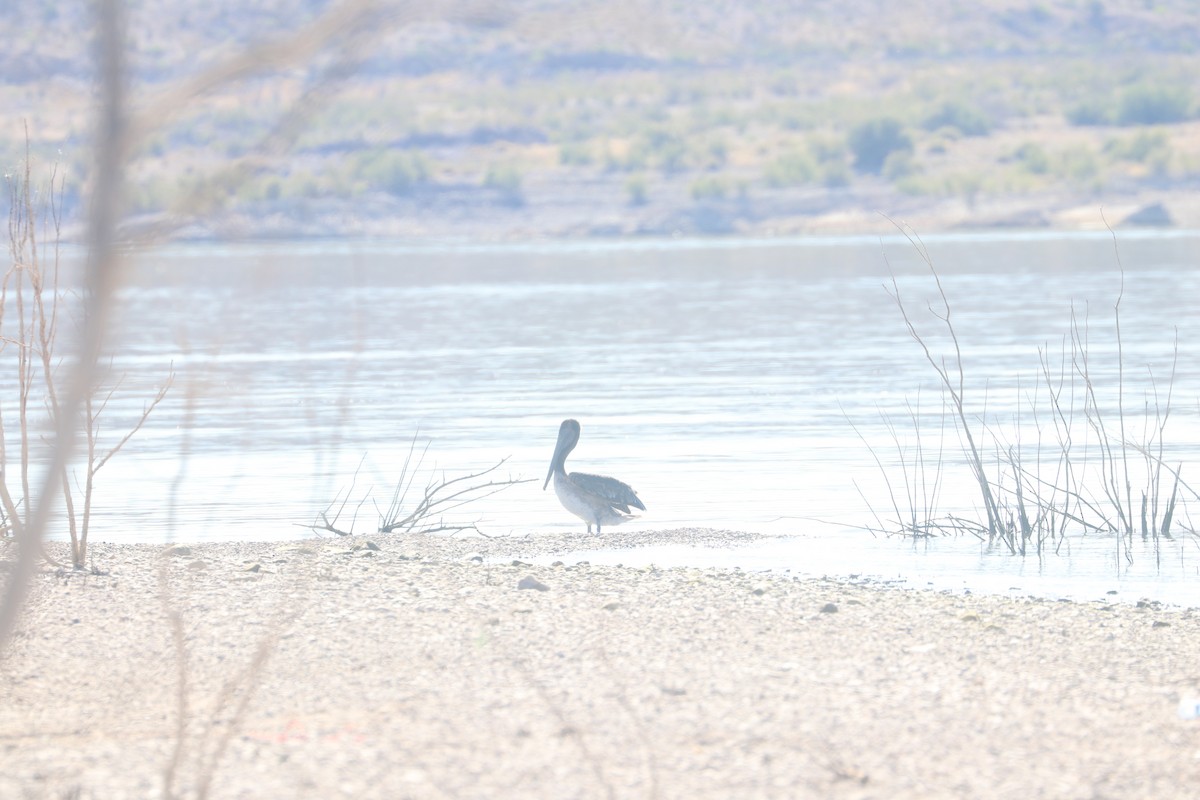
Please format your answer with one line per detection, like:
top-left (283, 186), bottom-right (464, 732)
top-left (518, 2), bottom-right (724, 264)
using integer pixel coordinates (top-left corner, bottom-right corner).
top-left (305, 434), bottom-right (533, 536)
top-left (882, 221), bottom-right (1005, 545)
top-left (2, 130), bottom-right (174, 571)
top-left (865, 222), bottom-right (1191, 564)
top-left (159, 561), bottom-right (293, 800)
top-left (305, 452), bottom-right (373, 536)
top-left (377, 441), bottom-right (533, 535)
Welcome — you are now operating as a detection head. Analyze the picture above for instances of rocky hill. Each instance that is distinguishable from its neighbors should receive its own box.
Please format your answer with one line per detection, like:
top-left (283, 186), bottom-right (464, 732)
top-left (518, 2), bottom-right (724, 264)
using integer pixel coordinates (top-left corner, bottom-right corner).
top-left (3, 0), bottom-right (1199, 239)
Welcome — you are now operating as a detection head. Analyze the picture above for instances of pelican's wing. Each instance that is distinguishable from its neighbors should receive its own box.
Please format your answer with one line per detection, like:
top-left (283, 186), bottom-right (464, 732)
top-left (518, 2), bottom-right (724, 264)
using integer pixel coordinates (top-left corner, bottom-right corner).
top-left (569, 471), bottom-right (646, 513)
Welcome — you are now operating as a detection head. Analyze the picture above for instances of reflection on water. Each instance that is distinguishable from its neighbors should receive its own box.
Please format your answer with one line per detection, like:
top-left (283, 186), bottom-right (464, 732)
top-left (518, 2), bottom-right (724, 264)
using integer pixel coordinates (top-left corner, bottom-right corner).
top-left (56, 231), bottom-right (1200, 600)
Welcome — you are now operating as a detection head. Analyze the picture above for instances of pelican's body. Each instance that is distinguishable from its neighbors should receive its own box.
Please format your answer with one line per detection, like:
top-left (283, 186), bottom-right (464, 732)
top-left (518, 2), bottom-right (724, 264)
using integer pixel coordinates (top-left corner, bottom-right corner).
top-left (544, 419), bottom-right (645, 533)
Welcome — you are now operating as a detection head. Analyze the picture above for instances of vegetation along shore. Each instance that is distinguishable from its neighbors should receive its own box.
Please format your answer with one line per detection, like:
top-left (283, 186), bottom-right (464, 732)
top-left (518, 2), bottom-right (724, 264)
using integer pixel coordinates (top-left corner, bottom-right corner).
top-left (3, 1), bottom-right (1199, 240)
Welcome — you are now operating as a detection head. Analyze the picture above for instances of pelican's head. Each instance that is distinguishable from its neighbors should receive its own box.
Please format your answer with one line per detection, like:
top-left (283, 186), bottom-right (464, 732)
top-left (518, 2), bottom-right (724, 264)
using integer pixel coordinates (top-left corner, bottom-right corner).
top-left (544, 418), bottom-right (581, 490)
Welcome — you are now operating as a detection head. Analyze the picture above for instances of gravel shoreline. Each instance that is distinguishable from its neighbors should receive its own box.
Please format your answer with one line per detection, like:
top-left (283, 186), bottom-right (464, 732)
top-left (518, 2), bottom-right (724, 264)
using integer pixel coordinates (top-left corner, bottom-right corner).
top-left (3, 530), bottom-right (1200, 798)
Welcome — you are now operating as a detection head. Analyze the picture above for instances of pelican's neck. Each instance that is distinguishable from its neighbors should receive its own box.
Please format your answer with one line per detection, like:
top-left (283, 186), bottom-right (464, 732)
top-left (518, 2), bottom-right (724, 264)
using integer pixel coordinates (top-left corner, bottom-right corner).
top-left (550, 429), bottom-right (578, 478)
top-left (550, 446), bottom-right (570, 477)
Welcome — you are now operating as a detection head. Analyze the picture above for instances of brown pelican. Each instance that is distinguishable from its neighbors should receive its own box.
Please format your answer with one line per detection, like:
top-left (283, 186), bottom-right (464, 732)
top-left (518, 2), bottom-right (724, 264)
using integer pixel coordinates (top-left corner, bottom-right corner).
top-left (544, 419), bottom-right (645, 533)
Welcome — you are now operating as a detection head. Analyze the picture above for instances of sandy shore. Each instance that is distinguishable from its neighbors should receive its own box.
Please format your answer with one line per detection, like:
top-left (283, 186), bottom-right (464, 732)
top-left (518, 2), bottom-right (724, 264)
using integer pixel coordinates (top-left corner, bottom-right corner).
top-left (3, 529), bottom-right (1200, 799)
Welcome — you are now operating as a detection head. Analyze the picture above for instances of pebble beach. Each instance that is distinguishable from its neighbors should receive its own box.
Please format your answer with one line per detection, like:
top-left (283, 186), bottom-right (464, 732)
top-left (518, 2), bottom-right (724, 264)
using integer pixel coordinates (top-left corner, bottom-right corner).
top-left (3, 529), bottom-right (1200, 799)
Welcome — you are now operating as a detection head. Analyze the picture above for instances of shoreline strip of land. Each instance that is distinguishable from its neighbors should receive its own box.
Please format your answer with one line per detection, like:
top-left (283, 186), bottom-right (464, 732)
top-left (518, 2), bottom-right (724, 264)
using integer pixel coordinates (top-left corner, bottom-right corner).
top-left (3, 530), bottom-right (1200, 799)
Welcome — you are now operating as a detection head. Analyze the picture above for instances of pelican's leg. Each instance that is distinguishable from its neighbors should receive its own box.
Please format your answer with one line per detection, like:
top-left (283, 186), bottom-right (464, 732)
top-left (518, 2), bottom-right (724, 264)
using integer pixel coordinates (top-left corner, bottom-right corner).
top-left (587, 523), bottom-right (593, 533)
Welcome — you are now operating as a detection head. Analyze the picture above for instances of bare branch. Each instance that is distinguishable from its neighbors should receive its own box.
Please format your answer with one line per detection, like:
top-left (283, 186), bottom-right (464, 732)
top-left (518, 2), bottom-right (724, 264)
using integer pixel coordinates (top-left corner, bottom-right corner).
top-left (307, 435), bottom-right (532, 538)
top-left (0, 0), bottom-right (129, 654)
top-left (378, 455), bottom-right (534, 534)
top-left (130, 0), bottom-right (381, 145)
top-left (92, 371), bottom-right (175, 474)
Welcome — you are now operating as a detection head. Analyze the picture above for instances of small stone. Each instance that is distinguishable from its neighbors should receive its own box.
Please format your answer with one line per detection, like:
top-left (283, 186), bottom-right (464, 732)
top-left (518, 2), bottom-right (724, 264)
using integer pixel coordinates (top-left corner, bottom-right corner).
top-left (365, 541), bottom-right (381, 551)
top-left (517, 576), bottom-right (549, 592)
top-left (163, 545), bottom-right (192, 557)
top-left (187, 560), bottom-right (206, 570)
top-left (245, 563), bottom-right (261, 573)
top-left (1153, 620), bottom-right (1171, 628)
top-left (820, 602), bottom-right (838, 614)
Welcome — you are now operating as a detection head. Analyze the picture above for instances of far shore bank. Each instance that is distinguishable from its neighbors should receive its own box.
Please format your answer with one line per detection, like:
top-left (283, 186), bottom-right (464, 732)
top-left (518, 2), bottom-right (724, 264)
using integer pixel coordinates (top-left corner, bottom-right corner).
top-left (57, 183), bottom-right (1200, 245)
top-left (4, 530), bottom-right (1200, 798)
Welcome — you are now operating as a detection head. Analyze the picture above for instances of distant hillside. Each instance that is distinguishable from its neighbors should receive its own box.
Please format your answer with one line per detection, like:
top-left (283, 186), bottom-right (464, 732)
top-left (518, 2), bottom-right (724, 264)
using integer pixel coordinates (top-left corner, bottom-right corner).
top-left (8, 1), bottom-right (1200, 82)
top-left (3, 0), bottom-right (1199, 239)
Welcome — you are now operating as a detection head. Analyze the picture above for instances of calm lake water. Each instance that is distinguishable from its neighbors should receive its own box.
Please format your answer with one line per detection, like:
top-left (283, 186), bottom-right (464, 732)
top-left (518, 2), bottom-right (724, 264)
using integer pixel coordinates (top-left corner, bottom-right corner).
top-left (56, 230), bottom-right (1200, 603)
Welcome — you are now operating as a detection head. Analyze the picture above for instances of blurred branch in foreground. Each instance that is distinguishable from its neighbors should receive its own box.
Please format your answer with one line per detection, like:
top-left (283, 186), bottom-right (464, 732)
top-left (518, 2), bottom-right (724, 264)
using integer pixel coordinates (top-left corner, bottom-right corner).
top-left (1, 0), bottom-right (512, 655)
top-left (0, 0), bottom-right (130, 657)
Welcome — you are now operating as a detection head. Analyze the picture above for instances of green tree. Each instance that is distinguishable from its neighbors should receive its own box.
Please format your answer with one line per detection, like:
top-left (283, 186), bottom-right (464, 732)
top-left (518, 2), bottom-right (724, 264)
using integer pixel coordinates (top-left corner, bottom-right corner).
top-left (848, 118), bottom-right (912, 174)
top-left (1116, 86), bottom-right (1191, 126)
top-left (923, 101), bottom-right (991, 136)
